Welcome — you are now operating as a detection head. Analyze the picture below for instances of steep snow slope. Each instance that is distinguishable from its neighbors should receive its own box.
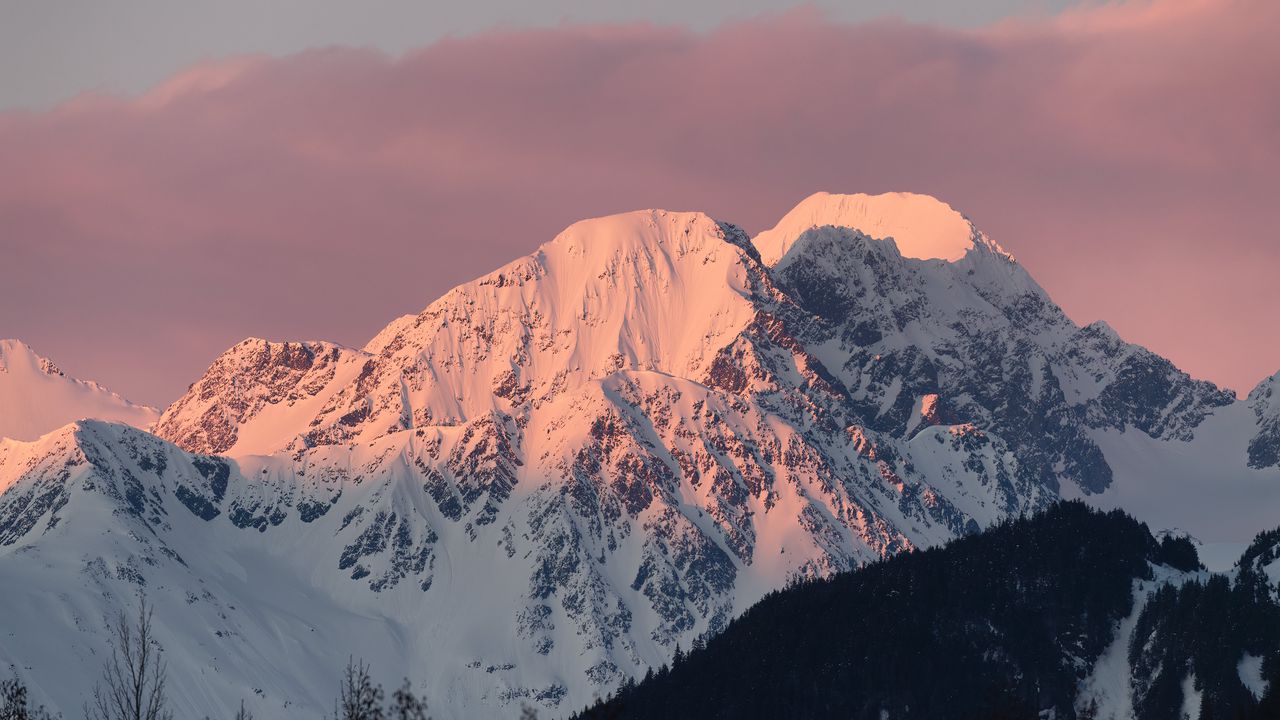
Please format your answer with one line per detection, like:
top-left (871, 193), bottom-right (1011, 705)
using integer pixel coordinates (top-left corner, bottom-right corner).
top-left (3, 193), bottom-right (1277, 719)
top-left (0, 339), bottom-right (158, 441)
top-left (0, 422), bottom-right (422, 717)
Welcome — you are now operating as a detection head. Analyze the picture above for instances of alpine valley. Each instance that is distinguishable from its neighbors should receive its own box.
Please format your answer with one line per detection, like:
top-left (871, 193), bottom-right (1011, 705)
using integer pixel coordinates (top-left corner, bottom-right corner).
top-left (3, 192), bottom-right (1280, 719)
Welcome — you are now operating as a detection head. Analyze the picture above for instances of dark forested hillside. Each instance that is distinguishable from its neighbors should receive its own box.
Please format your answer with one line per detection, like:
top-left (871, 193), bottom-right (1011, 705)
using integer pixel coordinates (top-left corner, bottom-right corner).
top-left (1121, 529), bottom-right (1280, 720)
top-left (575, 502), bottom-right (1280, 720)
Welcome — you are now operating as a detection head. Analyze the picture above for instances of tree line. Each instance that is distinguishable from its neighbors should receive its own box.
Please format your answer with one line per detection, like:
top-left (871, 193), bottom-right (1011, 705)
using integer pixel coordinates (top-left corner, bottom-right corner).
top-left (573, 501), bottom-right (1277, 720)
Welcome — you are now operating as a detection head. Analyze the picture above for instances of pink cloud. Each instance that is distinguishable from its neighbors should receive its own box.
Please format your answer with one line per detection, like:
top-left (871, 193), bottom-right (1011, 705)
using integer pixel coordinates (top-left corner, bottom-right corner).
top-left (2, 0), bottom-right (1277, 406)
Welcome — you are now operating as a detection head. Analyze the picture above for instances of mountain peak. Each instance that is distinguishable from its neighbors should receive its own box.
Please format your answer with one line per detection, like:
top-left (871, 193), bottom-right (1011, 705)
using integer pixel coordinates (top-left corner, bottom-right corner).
top-left (0, 339), bottom-right (158, 442)
top-left (1080, 320), bottom-right (1122, 342)
top-left (543, 208), bottom-right (729, 258)
top-left (753, 191), bottom-right (998, 266)
top-left (1248, 369), bottom-right (1280, 400)
top-left (154, 338), bottom-right (371, 455)
top-left (0, 338), bottom-right (62, 377)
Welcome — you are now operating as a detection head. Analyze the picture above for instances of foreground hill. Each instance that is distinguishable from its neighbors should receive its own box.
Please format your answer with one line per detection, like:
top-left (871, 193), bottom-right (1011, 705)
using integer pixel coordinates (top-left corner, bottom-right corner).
top-left (577, 502), bottom-right (1280, 720)
top-left (2, 193), bottom-right (1278, 718)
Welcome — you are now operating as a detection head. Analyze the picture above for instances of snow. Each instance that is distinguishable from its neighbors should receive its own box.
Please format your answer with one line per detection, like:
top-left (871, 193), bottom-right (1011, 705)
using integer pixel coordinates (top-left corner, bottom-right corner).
top-left (1076, 565), bottom-right (1203, 719)
top-left (1076, 585), bottom-right (1142, 719)
top-left (1181, 672), bottom-right (1202, 720)
top-left (0, 396), bottom-right (814, 716)
top-left (0, 339), bottom-right (158, 441)
top-left (0, 421), bottom-right (574, 719)
top-left (902, 394), bottom-right (936, 437)
top-left (902, 424), bottom-right (1044, 531)
top-left (1239, 653), bottom-right (1268, 700)
top-left (156, 208), bottom-right (768, 455)
top-left (0, 374), bottom-right (1048, 718)
top-left (1266, 558), bottom-right (1280, 588)
top-left (753, 191), bottom-right (986, 266)
top-left (877, 376), bottom-right (904, 418)
top-left (1069, 401), bottom-right (1280, 547)
top-left (1198, 542), bottom-right (1248, 573)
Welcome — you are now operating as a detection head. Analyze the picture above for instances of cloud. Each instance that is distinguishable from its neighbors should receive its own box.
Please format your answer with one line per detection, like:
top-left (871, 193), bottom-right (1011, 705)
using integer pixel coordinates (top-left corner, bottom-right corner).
top-left (2, 0), bottom-right (1276, 405)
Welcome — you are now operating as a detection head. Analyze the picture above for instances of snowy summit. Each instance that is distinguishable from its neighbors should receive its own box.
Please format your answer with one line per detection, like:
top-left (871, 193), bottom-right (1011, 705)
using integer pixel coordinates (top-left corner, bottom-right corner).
top-left (0, 339), bottom-right (158, 441)
top-left (753, 191), bottom-right (995, 266)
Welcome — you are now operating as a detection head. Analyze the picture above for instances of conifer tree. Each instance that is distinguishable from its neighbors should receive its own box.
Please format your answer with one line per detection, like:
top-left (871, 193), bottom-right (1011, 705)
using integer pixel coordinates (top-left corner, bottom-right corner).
top-left (388, 680), bottom-right (429, 720)
top-left (334, 658), bottom-right (383, 720)
top-left (0, 674), bottom-right (53, 720)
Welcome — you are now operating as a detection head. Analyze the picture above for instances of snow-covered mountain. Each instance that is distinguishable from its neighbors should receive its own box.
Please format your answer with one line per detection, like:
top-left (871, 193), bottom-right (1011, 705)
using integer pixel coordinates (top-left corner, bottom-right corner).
top-left (2, 193), bottom-right (1277, 719)
top-left (0, 339), bottom-right (158, 441)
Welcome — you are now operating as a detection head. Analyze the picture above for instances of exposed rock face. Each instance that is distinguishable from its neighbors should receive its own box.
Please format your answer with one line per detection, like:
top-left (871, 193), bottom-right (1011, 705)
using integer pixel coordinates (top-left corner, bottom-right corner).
top-left (1248, 372), bottom-right (1280, 469)
top-left (0, 193), bottom-right (1261, 720)
top-left (153, 338), bottom-right (371, 455)
top-left (760, 218), bottom-right (1234, 495)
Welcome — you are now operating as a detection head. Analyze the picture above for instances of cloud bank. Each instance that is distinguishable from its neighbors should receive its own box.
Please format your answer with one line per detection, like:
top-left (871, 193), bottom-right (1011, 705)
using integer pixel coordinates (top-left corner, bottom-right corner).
top-left (2, 0), bottom-right (1276, 405)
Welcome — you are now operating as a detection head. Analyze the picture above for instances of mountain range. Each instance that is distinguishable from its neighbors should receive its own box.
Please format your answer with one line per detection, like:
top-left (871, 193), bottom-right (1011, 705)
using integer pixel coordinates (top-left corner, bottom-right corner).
top-left (2, 192), bottom-right (1278, 718)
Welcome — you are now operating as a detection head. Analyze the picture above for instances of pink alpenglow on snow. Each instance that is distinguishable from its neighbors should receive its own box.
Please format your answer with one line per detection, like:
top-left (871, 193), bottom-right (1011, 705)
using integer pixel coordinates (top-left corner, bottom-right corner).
top-left (1, 0), bottom-right (1277, 406)
top-left (754, 192), bottom-right (985, 265)
top-left (0, 339), bottom-right (159, 441)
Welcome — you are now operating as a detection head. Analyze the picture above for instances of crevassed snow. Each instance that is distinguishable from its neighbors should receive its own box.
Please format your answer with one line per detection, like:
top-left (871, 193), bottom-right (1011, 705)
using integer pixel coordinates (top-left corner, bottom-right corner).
top-left (0, 339), bottom-right (158, 441)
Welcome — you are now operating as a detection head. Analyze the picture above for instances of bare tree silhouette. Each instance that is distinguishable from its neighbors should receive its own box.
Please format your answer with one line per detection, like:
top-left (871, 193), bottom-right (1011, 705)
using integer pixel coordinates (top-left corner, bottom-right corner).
top-left (85, 598), bottom-right (173, 720)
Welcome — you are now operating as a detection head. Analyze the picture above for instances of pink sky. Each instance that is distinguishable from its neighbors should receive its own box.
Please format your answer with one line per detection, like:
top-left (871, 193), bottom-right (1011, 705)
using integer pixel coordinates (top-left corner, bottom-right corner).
top-left (2, 0), bottom-right (1277, 406)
